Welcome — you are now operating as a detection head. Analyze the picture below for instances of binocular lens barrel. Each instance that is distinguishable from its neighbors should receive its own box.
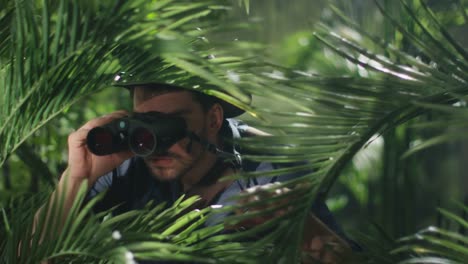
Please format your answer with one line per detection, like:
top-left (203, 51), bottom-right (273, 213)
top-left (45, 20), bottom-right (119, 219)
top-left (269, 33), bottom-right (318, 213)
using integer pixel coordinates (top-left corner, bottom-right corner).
top-left (86, 127), bottom-right (120, 156)
top-left (86, 112), bottom-right (187, 157)
top-left (129, 127), bottom-right (157, 156)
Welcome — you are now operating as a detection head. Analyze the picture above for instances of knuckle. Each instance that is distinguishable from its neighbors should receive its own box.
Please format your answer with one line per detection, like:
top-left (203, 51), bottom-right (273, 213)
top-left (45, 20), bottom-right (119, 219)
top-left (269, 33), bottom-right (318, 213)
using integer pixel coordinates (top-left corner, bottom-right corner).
top-left (68, 131), bottom-right (78, 142)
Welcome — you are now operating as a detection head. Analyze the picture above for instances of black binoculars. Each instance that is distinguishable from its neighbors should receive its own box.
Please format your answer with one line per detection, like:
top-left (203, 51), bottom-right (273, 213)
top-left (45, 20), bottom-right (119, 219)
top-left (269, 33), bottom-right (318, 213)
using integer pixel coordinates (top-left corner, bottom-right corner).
top-left (86, 112), bottom-right (187, 157)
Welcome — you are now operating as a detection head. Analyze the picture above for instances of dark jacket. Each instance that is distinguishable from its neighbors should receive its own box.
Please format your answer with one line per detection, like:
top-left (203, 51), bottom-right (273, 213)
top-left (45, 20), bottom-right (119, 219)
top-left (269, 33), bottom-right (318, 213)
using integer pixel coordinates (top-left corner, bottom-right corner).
top-left (87, 119), bottom-right (353, 263)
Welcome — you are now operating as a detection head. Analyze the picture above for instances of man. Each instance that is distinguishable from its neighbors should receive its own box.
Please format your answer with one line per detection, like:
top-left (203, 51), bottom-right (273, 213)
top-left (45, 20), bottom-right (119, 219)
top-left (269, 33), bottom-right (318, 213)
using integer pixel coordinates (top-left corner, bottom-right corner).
top-left (54, 80), bottom-right (353, 263)
top-left (85, 84), bottom-right (243, 212)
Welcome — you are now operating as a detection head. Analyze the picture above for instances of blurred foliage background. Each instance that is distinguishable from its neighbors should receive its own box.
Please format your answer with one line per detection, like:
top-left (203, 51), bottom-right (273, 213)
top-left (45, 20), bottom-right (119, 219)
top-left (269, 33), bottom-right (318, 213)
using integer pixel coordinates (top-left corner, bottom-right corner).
top-left (233, 0), bottom-right (468, 242)
top-left (1, 0), bottom-right (467, 254)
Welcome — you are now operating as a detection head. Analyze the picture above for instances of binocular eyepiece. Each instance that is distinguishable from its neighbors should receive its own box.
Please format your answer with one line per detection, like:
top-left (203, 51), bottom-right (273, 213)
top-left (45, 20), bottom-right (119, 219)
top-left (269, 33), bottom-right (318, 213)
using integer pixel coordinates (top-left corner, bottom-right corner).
top-left (86, 112), bottom-right (187, 157)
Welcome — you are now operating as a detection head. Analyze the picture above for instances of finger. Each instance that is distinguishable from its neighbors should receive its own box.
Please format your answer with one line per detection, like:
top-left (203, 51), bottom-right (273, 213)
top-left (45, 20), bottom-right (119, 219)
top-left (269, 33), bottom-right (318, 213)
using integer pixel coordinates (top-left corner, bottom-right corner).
top-left (68, 129), bottom-right (91, 148)
top-left (302, 236), bottom-right (324, 261)
top-left (321, 250), bottom-right (337, 264)
top-left (309, 236), bottom-right (323, 251)
top-left (307, 236), bottom-right (346, 264)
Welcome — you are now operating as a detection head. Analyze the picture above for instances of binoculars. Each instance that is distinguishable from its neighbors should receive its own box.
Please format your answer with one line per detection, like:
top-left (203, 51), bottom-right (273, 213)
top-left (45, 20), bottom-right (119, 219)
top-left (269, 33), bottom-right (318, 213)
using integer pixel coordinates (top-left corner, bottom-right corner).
top-left (86, 112), bottom-right (187, 157)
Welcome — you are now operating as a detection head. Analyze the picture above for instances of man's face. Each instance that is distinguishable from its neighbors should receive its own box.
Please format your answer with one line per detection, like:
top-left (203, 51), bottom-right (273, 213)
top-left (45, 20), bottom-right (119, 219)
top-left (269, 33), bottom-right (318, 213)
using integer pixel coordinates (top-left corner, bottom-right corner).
top-left (133, 88), bottom-right (219, 182)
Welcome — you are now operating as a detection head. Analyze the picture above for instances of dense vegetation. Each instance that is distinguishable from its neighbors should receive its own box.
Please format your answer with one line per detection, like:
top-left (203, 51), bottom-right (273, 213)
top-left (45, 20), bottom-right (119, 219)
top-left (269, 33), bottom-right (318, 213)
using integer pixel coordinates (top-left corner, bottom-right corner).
top-left (1, 0), bottom-right (467, 263)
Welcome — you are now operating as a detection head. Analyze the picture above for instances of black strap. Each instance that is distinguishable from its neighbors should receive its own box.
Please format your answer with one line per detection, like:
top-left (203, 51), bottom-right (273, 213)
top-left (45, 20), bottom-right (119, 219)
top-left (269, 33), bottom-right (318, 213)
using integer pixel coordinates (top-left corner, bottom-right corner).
top-left (196, 158), bottom-right (233, 187)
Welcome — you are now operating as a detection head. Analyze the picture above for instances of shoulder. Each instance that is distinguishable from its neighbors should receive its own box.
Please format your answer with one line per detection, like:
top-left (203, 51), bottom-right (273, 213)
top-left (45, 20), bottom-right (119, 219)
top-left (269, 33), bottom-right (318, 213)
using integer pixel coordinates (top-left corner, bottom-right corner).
top-left (87, 158), bottom-right (154, 210)
top-left (87, 159), bottom-right (134, 198)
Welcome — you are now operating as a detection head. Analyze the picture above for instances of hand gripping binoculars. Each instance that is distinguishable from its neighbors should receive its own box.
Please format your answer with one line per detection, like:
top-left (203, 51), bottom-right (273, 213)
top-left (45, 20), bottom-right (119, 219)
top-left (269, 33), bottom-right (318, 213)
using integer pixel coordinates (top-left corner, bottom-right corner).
top-left (86, 112), bottom-right (187, 157)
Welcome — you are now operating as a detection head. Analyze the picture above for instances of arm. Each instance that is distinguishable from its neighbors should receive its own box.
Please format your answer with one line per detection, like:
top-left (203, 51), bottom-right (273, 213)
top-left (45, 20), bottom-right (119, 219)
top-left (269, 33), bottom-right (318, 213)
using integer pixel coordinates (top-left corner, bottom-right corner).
top-left (32, 111), bottom-right (133, 252)
top-left (301, 213), bottom-right (353, 263)
top-left (230, 183), bottom-right (353, 264)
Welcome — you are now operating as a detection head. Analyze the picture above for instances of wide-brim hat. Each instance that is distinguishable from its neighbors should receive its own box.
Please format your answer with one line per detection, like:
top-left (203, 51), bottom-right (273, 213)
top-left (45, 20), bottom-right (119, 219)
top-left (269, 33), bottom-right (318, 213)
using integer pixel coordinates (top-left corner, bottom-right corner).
top-left (113, 76), bottom-right (245, 118)
top-left (112, 59), bottom-right (252, 118)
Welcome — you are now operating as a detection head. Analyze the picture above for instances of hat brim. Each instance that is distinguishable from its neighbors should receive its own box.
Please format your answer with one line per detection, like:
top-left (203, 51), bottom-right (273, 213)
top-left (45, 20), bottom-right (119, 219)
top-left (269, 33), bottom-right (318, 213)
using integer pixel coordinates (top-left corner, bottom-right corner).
top-left (114, 82), bottom-right (245, 118)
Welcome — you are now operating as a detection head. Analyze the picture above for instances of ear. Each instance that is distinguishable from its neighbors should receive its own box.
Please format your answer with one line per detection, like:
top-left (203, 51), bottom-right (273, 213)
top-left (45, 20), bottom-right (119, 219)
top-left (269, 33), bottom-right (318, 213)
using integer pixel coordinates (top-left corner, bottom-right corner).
top-left (207, 103), bottom-right (224, 136)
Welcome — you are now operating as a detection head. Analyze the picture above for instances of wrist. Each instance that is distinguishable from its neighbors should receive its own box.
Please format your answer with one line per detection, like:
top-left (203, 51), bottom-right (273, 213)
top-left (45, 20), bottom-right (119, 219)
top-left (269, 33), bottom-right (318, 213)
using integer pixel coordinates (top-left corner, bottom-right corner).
top-left (59, 167), bottom-right (90, 191)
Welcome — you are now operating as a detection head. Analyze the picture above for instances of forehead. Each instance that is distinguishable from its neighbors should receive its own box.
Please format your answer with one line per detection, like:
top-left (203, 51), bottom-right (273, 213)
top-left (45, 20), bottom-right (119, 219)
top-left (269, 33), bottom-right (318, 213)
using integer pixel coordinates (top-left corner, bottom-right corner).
top-left (132, 87), bottom-right (199, 114)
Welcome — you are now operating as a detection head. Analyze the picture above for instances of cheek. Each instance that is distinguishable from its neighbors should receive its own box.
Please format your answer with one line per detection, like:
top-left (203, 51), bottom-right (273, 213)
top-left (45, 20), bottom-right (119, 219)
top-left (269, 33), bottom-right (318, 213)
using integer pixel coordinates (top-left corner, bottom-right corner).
top-left (169, 137), bottom-right (206, 158)
top-left (168, 138), bottom-right (194, 155)
top-left (166, 116), bottom-right (209, 156)
top-left (179, 120), bottom-right (210, 142)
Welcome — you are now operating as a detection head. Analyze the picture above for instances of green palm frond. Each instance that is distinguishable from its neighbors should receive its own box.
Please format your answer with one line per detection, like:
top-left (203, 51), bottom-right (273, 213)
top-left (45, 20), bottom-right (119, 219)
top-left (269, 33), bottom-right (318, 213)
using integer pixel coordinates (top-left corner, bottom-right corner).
top-left (3, 174), bottom-right (277, 263)
top-left (217, 0), bottom-right (467, 261)
top-left (0, 0), bottom-right (249, 167)
top-left (0, 1), bottom-right (267, 261)
top-left (1, 0), bottom-right (468, 263)
top-left (313, 0), bottom-right (467, 189)
top-left (392, 204), bottom-right (468, 264)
